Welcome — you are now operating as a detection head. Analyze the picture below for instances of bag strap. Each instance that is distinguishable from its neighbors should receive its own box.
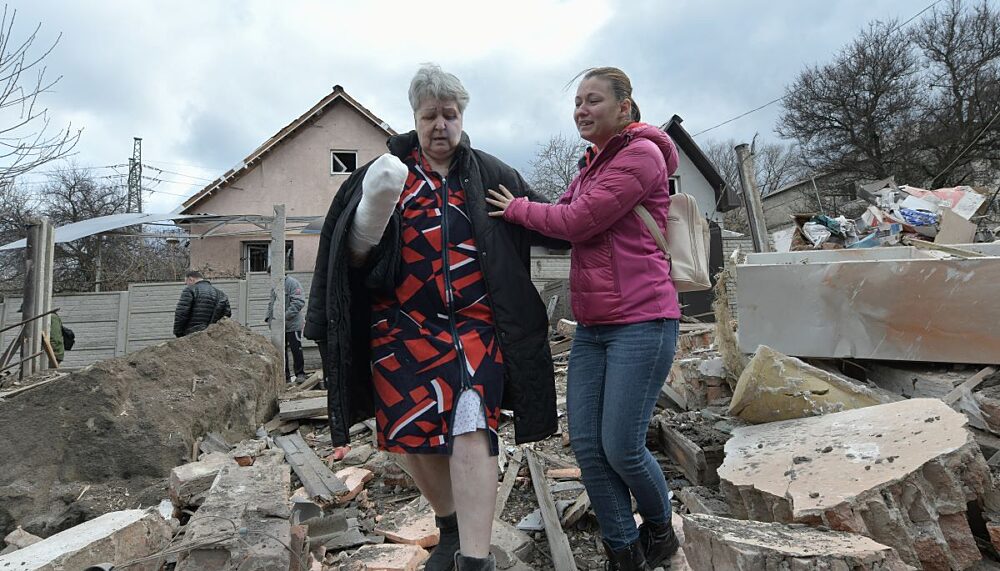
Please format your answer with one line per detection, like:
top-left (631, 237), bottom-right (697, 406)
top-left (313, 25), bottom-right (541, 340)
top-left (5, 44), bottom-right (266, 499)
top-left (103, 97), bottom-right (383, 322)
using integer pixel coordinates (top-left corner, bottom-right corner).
top-left (633, 204), bottom-right (671, 261)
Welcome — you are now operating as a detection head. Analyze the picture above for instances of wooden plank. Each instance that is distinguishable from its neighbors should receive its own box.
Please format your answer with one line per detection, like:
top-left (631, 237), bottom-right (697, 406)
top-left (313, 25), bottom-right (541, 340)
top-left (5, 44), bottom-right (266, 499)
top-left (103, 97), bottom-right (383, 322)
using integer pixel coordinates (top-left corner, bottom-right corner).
top-left (495, 446), bottom-right (523, 516)
top-left (943, 367), bottom-right (997, 405)
top-left (657, 420), bottom-right (713, 485)
top-left (280, 389), bottom-right (327, 402)
top-left (41, 331), bottom-right (59, 368)
top-left (902, 236), bottom-right (985, 258)
top-left (0, 373), bottom-right (68, 399)
top-left (295, 370), bottom-right (323, 392)
top-left (549, 338), bottom-right (572, 355)
top-left (279, 396), bottom-right (327, 420)
top-left (524, 447), bottom-right (578, 571)
top-left (273, 432), bottom-right (348, 502)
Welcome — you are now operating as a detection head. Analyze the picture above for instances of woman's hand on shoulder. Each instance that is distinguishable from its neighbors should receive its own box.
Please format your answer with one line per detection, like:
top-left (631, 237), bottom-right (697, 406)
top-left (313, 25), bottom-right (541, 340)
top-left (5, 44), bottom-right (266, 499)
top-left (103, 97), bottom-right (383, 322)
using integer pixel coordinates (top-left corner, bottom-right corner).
top-left (486, 184), bottom-right (516, 218)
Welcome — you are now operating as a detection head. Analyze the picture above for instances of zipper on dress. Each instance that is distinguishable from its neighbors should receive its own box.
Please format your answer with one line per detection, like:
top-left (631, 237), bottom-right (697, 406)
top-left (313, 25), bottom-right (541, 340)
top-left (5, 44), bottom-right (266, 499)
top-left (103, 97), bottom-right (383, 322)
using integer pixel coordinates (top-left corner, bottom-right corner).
top-left (439, 175), bottom-right (473, 393)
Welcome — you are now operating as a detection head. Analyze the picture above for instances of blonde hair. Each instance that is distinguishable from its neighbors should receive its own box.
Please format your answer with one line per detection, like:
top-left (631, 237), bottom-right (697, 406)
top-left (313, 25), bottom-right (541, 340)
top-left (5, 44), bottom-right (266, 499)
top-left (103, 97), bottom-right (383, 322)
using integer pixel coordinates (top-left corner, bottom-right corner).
top-left (577, 67), bottom-right (640, 123)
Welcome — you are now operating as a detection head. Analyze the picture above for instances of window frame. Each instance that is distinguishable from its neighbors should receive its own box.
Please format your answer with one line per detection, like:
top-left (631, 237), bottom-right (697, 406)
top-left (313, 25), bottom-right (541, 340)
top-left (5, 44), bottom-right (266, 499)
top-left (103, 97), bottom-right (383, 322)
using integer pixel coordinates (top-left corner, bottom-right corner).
top-left (242, 240), bottom-right (294, 273)
top-left (330, 150), bottom-right (358, 174)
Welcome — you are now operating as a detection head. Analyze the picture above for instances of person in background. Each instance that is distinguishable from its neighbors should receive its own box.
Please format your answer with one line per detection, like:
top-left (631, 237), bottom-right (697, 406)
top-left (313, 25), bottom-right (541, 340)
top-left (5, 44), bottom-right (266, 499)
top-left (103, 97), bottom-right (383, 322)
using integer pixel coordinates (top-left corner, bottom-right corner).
top-left (49, 312), bottom-right (65, 363)
top-left (486, 67), bottom-right (681, 570)
top-left (305, 64), bottom-right (563, 571)
top-left (265, 266), bottom-right (306, 383)
top-left (173, 270), bottom-right (229, 337)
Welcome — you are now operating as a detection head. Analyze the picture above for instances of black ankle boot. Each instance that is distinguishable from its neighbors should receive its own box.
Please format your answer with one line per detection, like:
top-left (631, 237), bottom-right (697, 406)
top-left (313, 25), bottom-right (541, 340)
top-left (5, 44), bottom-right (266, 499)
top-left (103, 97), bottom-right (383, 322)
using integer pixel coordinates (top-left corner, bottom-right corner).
top-left (454, 552), bottom-right (496, 571)
top-left (638, 519), bottom-right (679, 568)
top-left (603, 538), bottom-right (649, 571)
top-left (424, 513), bottom-right (460, 571)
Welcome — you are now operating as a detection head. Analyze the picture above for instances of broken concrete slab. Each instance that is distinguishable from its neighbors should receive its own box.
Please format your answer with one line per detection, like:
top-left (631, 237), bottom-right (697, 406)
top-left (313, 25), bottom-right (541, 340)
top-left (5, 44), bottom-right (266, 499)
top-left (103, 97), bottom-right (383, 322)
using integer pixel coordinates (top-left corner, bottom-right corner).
top-left (175, 450), bottom-right (293, 571)
top-left (718, 398), bottom-right (1000, 569)
top-left (342, 443), bottom-right (375, 466)
top-left (3, 526), bottom-right (41, 549)
top-left (274, 432), bottom-right (348, 503)
top-left (737, 245), bottom-right (1000, 364)
top-left (681, 513), bottom-right (913, 570)
top-left (491, 518), bottom-right (534, 562)
top-left (344, 543), bottom-right (428, 571)
top-left (0, 319), bottom-right (283, 537)
top-left (374, 497), bottom-right (439, 547)
top-left (729, 345), bottom-right (898, 423)
top-left (0, 508), bottom-right (172, 571)
top-left (675, 486), bottom-right (732, 517)
top-left (169, 452), bottom-right (236, 507)
top-left (335, 466), bottom-right (374, 504)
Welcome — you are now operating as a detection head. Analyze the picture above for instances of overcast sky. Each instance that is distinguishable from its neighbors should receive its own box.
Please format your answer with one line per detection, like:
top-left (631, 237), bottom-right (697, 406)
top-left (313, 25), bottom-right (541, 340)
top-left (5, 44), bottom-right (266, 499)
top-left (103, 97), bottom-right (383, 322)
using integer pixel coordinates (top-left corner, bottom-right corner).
top-left (9, 0), bottom-right (928, 213)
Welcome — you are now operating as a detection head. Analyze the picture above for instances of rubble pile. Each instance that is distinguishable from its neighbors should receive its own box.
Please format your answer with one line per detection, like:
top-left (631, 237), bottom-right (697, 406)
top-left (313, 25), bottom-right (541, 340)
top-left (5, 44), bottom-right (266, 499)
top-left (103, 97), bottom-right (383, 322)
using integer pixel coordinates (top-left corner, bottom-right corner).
top-left (0, 319), bottom-right (283, 539)
top-left (789, 179), bottom-right (991, 250)
top-left (3, 309), bottom-right (1000, 569)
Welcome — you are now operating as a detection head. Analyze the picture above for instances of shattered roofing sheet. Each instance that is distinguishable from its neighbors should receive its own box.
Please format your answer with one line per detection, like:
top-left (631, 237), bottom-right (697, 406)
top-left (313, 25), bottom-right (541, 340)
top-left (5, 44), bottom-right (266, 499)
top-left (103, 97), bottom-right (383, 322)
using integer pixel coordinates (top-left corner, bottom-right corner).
top-left (0, 213), bottom-right (222, 251)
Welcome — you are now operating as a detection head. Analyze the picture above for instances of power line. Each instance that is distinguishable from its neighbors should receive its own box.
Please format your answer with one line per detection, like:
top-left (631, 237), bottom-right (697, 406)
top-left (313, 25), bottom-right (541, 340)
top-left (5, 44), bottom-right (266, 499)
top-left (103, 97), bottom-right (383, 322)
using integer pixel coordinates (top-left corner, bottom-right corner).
top-left (691, 0), bottom-right (945, 138)
top-left (932, 106), bottom-right (1000, 183)
top-left (143, 158), bottom-right (227, 171)
top-left (142, 164), bottom-right (215, 183)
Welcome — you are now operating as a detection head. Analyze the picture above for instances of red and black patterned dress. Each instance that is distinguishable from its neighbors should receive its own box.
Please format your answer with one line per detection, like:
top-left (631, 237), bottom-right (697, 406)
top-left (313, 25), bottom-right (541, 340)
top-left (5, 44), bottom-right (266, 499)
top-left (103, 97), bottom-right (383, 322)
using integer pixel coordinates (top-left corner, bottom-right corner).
top-left (369, 149), bottom-right (504, 455)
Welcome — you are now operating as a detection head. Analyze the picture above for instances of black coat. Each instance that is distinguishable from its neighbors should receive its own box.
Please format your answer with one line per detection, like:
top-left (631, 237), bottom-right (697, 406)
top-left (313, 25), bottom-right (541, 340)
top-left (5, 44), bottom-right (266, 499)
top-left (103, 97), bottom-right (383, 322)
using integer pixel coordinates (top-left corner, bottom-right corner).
top-left (173, 280), bottom-right (227, 337)
top-left (306, 131), bottom-right (567, 447)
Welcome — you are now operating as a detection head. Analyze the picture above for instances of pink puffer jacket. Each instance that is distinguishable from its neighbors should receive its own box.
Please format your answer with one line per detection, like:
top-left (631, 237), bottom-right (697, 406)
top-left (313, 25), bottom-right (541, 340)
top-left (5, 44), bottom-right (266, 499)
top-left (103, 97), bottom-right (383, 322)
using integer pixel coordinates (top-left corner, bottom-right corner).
top-left (503, 123), bottom-right (680, 325)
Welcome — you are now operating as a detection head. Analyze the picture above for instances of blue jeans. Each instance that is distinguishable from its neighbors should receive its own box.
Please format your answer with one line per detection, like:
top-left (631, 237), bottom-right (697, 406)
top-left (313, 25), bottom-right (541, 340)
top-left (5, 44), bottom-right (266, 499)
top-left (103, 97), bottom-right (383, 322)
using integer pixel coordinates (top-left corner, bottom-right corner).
top-left (567, 319), bottom-right (679, 549)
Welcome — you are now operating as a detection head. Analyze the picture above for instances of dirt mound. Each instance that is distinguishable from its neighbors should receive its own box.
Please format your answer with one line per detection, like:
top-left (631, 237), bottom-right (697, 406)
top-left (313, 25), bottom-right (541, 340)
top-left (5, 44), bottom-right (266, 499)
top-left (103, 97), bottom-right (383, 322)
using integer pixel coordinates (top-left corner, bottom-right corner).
top-left (0, 319), bottom-right (282, 537)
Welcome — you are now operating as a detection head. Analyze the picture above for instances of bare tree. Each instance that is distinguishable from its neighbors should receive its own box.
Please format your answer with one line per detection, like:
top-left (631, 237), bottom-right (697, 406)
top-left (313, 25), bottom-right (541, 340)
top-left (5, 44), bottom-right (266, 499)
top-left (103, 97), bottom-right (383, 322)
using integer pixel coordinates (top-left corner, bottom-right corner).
top-left (0, 165), bottom-right (189, 295)
top-left (703, 137), bottom-right (805, 233)
top-left (912, 0), bottom-right (1000, 187)
top-left (0, 180), bottom-right (38, 291)
top-left (527, 134), bottom-right (588, 201)
top-left (778, 20), bottom-right (923, 182)
top-left (778, 1), bottom-right (1000, 188)
top-left (0, 5), bottom-right (80, 185)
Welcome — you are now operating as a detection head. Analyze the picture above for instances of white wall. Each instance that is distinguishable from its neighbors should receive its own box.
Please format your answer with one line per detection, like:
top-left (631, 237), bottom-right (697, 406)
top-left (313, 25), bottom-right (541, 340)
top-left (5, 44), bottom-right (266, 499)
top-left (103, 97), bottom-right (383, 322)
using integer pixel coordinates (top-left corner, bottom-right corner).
top-left (673, 150), bottom-right (724, 224)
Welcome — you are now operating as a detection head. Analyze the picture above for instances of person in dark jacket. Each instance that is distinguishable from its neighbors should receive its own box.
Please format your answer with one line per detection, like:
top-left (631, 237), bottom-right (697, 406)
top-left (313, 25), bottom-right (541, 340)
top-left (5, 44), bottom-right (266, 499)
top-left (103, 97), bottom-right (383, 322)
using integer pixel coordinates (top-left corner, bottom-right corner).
top-left (305, 64), bottom-right (564, 571)
top-left (173, 270), bottom-right (230, 337)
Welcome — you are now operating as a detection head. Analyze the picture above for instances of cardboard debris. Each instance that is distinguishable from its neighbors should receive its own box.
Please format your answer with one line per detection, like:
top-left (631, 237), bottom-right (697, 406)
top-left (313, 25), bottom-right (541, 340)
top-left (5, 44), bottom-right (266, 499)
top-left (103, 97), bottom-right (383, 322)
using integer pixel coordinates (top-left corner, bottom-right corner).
top-left (729, 345), bottom-right (898, 423)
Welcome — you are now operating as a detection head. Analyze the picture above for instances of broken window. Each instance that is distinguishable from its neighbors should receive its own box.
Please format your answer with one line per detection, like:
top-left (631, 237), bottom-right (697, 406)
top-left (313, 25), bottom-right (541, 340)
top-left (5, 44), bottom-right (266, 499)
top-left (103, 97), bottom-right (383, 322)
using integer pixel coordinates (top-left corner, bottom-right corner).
top-left (669, 176), bottom-right (680, 196)
top-left (331, 150), bottom-right (358, 174)
top-left (243, 241), bottom-right (294, 273)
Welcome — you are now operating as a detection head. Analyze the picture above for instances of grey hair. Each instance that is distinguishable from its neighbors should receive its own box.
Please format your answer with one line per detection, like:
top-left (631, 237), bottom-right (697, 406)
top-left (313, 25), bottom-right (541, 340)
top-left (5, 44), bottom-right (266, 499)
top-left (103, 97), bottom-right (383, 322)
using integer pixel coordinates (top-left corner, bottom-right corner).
top-left (408, 63), bottom-right (470, 113)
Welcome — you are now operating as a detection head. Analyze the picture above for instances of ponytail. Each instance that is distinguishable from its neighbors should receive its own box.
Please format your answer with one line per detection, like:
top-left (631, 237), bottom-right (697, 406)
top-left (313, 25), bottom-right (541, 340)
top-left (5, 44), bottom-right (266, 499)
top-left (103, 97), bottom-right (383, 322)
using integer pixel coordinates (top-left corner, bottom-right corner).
top-left (629, 98), bottom-right (641, 122)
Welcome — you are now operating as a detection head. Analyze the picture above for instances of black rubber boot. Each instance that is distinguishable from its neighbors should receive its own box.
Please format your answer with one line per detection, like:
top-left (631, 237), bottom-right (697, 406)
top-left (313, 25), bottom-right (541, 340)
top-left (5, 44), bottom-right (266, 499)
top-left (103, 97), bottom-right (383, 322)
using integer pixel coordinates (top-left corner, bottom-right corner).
top-left (424, 512), bottom-right (460, 571)
top-left (603, 538), bottom-right (649, 571)
top-left (638, 519), bottom-right (679, 568)
top-left (454, 552), bottom-right (496, 571)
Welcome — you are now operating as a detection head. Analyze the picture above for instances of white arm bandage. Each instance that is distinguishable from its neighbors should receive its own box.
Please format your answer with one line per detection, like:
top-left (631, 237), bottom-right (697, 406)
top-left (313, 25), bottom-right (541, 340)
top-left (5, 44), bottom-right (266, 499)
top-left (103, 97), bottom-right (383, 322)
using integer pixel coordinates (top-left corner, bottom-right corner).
top-left (348, 153), bottom-right (409, 265)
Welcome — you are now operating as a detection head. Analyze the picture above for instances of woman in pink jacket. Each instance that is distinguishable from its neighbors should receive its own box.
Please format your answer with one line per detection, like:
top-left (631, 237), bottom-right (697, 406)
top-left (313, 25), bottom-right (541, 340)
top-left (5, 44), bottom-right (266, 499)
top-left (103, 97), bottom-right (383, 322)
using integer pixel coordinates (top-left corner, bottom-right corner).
top-left (487, 67), bottom-right (680, 571)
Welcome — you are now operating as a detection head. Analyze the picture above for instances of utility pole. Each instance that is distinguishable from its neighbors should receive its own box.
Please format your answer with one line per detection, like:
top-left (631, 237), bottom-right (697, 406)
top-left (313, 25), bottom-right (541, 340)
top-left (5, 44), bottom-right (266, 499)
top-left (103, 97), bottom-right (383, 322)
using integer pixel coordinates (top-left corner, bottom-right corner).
top-left (127, 137), bottom-right (143, 213)
top-left (269, 204), bottom-right (286, 377)
top-left (735, 143), bottom-right (771, 253)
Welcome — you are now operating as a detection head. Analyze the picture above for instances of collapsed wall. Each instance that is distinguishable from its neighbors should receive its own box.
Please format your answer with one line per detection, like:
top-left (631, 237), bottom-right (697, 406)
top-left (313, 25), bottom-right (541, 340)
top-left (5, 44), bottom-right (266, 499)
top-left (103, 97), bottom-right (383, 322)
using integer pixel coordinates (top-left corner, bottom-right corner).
top-left (0, 319), bottom-right (283, 537)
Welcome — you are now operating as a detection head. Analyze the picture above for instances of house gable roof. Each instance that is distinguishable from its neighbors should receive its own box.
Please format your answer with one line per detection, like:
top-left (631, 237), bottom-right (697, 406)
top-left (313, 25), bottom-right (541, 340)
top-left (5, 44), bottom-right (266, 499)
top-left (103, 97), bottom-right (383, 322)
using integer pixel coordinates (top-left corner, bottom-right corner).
top-left (661, 115), bottom-right (740, 212)
top-left (181, 85), bottom-right (397, 213)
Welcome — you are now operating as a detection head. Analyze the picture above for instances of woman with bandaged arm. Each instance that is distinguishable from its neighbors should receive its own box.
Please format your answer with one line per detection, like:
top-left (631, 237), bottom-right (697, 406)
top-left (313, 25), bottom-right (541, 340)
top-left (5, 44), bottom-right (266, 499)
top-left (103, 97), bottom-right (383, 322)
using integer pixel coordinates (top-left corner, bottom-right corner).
top-left (305, 64), bottom-right (565, 571)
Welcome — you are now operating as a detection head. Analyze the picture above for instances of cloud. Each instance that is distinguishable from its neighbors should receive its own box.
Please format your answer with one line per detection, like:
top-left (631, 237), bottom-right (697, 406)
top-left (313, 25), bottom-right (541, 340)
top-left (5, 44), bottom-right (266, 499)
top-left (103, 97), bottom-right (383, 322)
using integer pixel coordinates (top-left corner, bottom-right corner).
top-left (9, 0), bottom-right (924, 212)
